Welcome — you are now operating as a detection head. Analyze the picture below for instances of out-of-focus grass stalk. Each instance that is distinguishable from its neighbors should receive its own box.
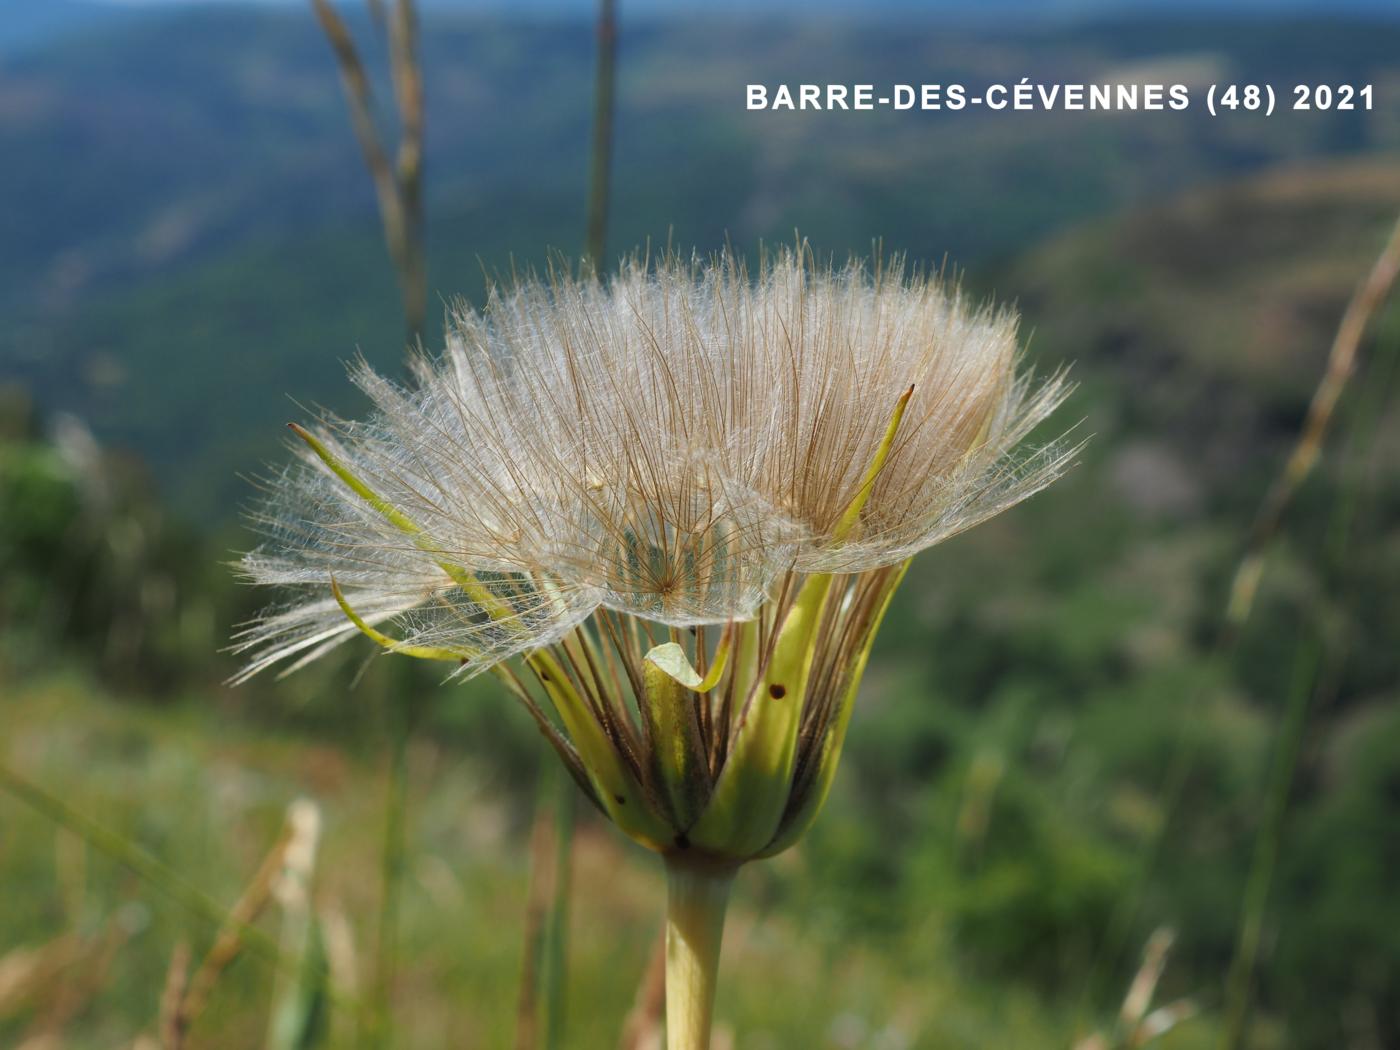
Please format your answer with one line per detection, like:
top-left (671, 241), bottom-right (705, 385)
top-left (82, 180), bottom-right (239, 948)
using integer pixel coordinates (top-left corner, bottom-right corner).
top-left (619, 931), bottom-right (667, 1050)
top-left (1076, 928), bottom-right (1196, 1050)
top-left (1078, 654), bottom-right (1239, 1033)
top-left (1218, 638), bottom-right (1322, 1050)
top-left (54, 828), bottom-right (86, 927)
top-left (159, 941), bottom-right (193, 1049)
top-left (309, 0), bottom-right (427, 342)
top-left (514, 788), bottom-right (551, 1050)
top-left (570, 2), bottom-right (617, 1035)
top-left (369, 693), bottom-right (410, 1050)
top-left (172, 815), bottom-right (294, 1045)
top-left (1225, 213), bottom-right (1400, 630)
top-left (22, 908), bottom-right (133, 1043)
top-left (1218, 261), bottom-right (1400, 1050)
top-left (516, 4), bottom-right (621, 1046)
top-left (307, 4), bottom-right (427, 1045)
top-left (1079, 211), bottom-right (1400, 1040)
top-left (266, 799), bottom-right (324, 1050)
top-left (0, 764), bottom-right (337, 1006)
top-left (153, 799), bottom-right (323, 1049)
top-left (585, 0), bottom-right (618, 267)
top-left (514, 763), bottom-right (576, 1050)
top-left (319, 904), bottom-right (362, 1048)
top-left (386, 0), bottom-right (427, 341)
top-left (541, 771), bottom-right (575, 1049)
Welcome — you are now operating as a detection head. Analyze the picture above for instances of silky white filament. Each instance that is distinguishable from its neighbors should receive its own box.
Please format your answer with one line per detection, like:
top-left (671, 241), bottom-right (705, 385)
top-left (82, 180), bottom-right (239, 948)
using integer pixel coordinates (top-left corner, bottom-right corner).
top-left (233, 246), bottom-right (1074, 680)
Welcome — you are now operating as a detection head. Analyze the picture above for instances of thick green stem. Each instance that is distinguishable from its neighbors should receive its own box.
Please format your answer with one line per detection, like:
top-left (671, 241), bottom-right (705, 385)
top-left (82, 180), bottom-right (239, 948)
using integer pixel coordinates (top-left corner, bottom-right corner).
top-left (663, 859), bottom-right (735, 1050)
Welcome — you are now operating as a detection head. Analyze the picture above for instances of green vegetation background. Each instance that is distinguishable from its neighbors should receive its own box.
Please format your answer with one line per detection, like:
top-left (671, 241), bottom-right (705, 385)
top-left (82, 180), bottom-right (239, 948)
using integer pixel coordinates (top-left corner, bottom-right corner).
top-left (2, 8), bottom-right (1399, 1048)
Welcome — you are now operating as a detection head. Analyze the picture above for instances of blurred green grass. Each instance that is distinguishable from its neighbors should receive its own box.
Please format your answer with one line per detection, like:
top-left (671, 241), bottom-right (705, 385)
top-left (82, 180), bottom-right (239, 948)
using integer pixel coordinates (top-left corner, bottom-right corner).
top-left (1, 667), bottom-right (1226, 1049)
top-left (5, 154), bottom-right (1400, 1044)
top-left (4, 8), bottom-right (1400, 1048)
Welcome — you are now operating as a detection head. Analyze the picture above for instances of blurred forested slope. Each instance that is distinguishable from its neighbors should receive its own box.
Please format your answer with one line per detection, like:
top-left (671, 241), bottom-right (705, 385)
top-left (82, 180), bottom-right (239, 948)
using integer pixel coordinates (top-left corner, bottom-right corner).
top-left (5, 152), bottom-right (1398, 1047)
top-left (3, 8), bottom-right (1400, 515)
top-left (3, 6), bottom-right (1400, 1049)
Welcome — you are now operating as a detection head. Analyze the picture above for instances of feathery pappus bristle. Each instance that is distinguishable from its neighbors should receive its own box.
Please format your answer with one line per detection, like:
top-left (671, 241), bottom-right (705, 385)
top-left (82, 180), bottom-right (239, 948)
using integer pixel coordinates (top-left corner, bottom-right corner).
top-left (232, 245), bottom-right (1075, 681)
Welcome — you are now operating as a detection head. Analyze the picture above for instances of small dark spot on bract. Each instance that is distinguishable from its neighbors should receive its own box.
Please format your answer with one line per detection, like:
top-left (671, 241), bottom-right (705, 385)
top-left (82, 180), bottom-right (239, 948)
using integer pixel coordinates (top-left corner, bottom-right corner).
top-left (769, 683), bottom-right (787, 700)
top-left (674, 832), bottom-right (691, 849)
top-left (614, 794), bottom-right (626, 805)
top-left (541, 670), bottom-right (552, 682)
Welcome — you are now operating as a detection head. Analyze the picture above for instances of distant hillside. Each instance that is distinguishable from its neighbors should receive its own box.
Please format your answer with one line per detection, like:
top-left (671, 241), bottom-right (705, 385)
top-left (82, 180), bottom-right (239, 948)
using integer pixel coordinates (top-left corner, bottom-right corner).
top-left (1013, 161), bottom-right (1400, 388)
top-left (3, 8), bottom-right (1397, 320)
top-left (982, 158), bottom-right (1400, 592)
top-left (4, 7), bottom-right (1400, 517)
top-left (1005, 159), bottom-right (1400, 466)
top-left (12, 153), bottom-right (1398, 525)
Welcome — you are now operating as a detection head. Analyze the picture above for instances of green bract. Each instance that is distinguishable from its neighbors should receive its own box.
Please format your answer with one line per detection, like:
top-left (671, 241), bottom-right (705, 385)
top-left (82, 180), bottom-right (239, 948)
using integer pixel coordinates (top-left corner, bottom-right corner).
top-left (233, 248), bottom-right (1075, 1048)
top-left (282, 385), bottom-right (916, 864)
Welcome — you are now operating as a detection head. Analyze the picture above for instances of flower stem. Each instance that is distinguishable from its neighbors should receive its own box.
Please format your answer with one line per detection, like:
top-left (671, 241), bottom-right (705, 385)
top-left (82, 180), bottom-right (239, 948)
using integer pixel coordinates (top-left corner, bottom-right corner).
top-left (663, 858), bottom-right (735, 1050)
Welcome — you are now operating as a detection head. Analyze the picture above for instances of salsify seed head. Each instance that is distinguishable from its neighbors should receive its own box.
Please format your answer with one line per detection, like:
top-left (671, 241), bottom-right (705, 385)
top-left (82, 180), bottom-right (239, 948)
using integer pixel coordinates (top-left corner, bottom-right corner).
top-left (234, 245), bottom-right (1073, 683)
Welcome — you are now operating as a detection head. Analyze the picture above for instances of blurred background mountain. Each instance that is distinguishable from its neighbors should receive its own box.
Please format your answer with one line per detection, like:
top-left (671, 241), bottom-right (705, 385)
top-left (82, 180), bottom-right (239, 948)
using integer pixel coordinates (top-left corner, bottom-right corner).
top-left (4, 4), bottom-right (1399, 515)
top-left (2, 3), bottom-right (1398, 1048)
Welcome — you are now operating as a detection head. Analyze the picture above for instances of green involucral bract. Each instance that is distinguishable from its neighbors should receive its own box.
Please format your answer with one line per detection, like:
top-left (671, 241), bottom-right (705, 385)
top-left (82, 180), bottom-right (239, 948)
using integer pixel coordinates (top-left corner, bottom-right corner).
top-left (688, 385), bottom-right (913, 856)
top-left (758, 560), bottom-right (908, 858)
top-left (294, 382), bottom-right (918, 863)
top-left (291, 424), bottom-right (674, 850)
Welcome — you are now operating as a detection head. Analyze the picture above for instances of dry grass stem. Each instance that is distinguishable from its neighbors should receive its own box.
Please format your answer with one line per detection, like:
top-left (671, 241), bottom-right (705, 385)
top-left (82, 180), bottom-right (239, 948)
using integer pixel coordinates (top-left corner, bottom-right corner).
top-left (618, 928), bottom-right (666, 1050)
top-left (1075, 928), bottom-right (1195, 1050)
top-left (309, 0), bottom-right (427, 338)
top-left (1227, 211), bottom-right (1400, 627)
top-left (173, 821), bottom-right (295, 1037)
top-left (158, 942), bottom-right (191, 1050)
top-left (585, 0), bottom-right (618, 267)
top-left (514, 780), bottom-right (562, 1050)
